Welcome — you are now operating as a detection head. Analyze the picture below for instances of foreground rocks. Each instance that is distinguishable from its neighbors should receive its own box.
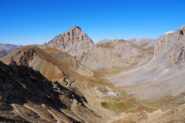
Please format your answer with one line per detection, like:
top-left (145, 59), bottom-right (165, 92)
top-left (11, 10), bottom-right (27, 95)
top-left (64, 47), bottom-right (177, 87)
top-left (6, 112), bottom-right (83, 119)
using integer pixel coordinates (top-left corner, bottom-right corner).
top-left (0, 61), bottom-right (103, 123)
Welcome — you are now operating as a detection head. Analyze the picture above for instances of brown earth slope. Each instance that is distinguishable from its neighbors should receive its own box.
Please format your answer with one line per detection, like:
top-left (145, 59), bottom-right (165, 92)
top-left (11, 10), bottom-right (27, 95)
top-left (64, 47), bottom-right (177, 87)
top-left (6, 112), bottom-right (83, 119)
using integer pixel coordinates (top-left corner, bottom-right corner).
top-left (0, 46), bottom-right (94, 82)
top-left (0, 46), bottom-right (115, 122)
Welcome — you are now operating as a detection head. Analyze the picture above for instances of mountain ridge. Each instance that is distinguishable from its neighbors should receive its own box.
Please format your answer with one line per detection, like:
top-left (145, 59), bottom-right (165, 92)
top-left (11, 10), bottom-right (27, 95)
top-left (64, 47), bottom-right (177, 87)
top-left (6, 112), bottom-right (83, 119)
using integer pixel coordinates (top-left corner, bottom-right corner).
top-left (45, 26), bottom-right (154, 70)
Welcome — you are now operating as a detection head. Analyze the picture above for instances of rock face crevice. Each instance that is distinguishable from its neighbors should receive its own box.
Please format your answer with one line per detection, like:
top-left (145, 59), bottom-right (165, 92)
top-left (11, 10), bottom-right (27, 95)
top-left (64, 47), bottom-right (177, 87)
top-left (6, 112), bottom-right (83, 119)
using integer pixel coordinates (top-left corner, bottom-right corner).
top-left (175, 47), bottom-right (185, 66)
top-left (19, 49), bottom-right (36, 66)
top-left (180, 30), bottom-right (184, 36)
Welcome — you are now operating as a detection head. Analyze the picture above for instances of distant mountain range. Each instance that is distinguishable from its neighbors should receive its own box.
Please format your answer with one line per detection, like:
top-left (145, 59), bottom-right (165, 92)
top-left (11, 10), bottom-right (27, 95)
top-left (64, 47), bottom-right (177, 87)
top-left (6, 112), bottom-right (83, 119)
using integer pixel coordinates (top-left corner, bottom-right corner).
top-left (0, 43), bottom-right (22, 57)
top-left (128, 38), bottom-right (154, 49)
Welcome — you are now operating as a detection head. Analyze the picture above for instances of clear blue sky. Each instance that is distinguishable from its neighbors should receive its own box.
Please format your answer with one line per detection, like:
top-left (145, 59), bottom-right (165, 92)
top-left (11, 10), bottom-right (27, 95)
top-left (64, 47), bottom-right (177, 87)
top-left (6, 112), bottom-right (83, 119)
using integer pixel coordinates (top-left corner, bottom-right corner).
top-left (0, 0), bottom-right (185, 45)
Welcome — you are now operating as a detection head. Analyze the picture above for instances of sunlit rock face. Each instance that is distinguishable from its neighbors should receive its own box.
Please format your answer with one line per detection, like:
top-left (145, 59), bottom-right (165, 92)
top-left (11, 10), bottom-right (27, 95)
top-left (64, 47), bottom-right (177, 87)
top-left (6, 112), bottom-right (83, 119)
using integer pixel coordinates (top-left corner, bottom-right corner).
top-left (47, 26), bottom-right (94, 60)
top-left (153, 26), bottom-right (185, 68)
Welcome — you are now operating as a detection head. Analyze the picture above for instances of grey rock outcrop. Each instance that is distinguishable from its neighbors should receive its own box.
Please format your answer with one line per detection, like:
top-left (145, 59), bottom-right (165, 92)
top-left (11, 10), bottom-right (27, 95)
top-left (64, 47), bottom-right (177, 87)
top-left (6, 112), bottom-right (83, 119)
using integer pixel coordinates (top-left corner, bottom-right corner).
top-left (153, 26), bottom-right (185, 68)
top-left (47, 26), bottom-right (94, 60)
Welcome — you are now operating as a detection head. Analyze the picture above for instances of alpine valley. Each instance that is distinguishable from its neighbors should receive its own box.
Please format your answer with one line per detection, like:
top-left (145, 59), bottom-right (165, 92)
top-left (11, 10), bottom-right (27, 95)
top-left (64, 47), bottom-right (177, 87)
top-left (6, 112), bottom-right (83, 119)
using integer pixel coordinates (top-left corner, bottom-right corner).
top-left (1, 26), bottom-right (185, 123)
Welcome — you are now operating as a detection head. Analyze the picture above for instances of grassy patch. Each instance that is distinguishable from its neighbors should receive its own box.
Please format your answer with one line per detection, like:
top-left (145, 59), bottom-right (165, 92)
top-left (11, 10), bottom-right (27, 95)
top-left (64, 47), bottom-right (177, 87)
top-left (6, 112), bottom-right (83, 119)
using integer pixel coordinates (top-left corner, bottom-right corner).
top-left (101, 101), bottom-right (134, 114)
top-left (113, 66), bottom-right (124, 71)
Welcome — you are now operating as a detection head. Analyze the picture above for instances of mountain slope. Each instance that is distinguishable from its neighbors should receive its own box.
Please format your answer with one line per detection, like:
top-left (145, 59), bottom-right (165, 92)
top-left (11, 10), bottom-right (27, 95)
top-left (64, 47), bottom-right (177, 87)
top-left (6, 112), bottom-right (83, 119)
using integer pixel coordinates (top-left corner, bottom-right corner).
top-left (0, 46), bottom-right (94, 82)
top-left (0, 61), bottom-right (103, 123)
top-left (81, 40), bottom-right (153, 70)
top-left (108, 103), bottom-right (185, 123)
top-left (108, 26), bottom-right (185, 99)
top-left (42, 46), bottom-right (94, 77)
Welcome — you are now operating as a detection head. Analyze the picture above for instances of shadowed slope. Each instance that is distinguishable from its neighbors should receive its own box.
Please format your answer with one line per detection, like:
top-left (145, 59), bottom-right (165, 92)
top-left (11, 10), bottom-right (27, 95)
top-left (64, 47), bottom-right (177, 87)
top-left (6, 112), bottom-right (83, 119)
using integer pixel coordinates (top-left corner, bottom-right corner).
top-left (0, 61), bottom-right (103, 123)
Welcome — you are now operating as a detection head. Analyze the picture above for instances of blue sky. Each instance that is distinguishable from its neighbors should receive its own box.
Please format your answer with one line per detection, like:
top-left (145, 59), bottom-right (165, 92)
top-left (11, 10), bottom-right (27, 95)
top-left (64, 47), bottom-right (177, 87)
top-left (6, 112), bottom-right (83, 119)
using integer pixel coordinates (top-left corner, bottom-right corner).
top-left (0, 0), bottom-right (185, 45)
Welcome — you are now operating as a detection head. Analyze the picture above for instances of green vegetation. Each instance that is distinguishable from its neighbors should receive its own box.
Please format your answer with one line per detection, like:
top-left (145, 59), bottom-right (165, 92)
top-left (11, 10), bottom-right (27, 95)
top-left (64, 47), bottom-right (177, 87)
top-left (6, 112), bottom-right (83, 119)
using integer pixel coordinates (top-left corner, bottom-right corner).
top-left (113, 66), bottom-right (124, 71)
top-left (101, 101), bottom-right (134, 114)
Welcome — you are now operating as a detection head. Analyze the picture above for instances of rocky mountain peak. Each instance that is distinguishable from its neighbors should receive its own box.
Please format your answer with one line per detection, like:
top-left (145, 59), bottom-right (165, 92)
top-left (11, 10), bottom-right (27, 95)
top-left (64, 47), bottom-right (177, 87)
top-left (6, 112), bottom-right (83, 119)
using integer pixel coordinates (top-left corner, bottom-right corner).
top-left (46, 26), bottom-right (94, 60)
top-left (71, 26), bottom-right (82, 32)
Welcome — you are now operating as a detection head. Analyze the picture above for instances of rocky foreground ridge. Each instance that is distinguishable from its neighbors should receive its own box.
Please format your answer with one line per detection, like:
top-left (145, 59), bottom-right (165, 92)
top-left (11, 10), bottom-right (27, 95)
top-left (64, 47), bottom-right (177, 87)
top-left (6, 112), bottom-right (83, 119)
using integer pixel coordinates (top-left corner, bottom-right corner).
top-left (0, 61), bottom-right (103, 123)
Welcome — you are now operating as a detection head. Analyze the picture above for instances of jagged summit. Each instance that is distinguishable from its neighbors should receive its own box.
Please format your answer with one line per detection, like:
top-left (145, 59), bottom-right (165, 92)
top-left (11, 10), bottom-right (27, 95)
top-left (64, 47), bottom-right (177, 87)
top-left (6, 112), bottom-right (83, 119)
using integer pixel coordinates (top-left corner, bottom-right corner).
top-left (46, 26), bottom-right (94, 60)
top-left (71, 26), bottom-right (82, 31)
